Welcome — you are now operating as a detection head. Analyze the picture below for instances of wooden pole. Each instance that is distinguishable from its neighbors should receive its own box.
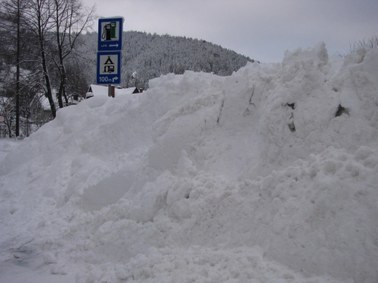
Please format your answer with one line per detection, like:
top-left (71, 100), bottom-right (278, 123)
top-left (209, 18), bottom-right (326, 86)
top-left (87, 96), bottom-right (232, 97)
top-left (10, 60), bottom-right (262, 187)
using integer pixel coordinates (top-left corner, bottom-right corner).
top-left (108, 85), bottom-right (115, 97)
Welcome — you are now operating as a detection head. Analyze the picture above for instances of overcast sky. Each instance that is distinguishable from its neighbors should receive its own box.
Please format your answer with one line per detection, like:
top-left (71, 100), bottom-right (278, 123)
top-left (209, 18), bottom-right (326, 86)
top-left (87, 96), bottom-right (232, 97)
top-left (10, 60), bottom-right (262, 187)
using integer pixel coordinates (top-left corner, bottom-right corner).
top-left (83, 0), bottom-right (378, 62)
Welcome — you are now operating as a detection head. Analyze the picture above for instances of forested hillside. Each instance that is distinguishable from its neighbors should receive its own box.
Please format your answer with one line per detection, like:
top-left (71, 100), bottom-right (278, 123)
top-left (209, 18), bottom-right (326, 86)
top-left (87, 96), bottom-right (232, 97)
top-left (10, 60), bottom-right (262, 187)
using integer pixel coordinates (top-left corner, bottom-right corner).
top-left (79, 31), bottom-right (255, 88)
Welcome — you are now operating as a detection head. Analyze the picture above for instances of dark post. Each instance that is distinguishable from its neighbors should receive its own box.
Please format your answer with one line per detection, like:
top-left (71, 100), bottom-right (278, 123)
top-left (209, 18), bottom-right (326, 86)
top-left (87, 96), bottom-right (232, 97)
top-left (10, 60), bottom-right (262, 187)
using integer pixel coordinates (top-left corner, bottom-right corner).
top-left (15, 0), bottom-right (20, 137)
top-left (108, 85), bottom-right (115, 98)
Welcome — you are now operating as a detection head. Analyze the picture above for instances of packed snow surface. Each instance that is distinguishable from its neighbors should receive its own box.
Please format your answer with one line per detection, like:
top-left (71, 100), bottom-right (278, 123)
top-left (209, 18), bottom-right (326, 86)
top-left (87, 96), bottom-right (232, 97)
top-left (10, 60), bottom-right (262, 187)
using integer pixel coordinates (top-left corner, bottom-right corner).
top-left (1, 43), bottom-right (378, 282)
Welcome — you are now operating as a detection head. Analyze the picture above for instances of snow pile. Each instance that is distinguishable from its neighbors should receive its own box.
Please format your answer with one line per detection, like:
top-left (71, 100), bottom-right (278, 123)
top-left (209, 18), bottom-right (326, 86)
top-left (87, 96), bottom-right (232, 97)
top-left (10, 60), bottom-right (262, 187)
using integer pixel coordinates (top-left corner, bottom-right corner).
top-left (1, 43), bottom-right (378, 283)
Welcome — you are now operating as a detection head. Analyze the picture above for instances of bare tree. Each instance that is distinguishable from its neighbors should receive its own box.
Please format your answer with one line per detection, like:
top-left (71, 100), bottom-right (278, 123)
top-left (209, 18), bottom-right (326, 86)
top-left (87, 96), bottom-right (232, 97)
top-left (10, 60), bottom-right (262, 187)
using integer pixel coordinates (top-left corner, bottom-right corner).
top-left (52, 0), bottom-right (94, 108)
top-left (23, 0), bottom-right (56, 118)
top-left (1, 0), bottom-right (94, 132)
top-left (15, 0), bottom-right (21, 136)
top-left (0, 0), bottom-right (25, 136)
top-left (0, 97), bottom-right (12, 137)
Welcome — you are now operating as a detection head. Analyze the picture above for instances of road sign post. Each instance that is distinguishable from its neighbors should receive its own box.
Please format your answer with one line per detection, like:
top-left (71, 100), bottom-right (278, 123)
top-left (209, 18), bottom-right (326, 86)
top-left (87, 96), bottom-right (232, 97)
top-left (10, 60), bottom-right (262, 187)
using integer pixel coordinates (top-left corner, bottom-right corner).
top-left (96, 17), bottom-right (124, 92)
top-left (108, 85), bottom-right (115, 98)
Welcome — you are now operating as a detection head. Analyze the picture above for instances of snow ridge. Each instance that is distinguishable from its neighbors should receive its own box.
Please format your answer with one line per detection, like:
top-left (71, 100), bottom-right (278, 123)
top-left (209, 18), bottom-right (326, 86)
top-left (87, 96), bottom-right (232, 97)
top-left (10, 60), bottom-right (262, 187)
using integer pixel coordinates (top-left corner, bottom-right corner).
top-left (1, 43), bottom-right (378, 282)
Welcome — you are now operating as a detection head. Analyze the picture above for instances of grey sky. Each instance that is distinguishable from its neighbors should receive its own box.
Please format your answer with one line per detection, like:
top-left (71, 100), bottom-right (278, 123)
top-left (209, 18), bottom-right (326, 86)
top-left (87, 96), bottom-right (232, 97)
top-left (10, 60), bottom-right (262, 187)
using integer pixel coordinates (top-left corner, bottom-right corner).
top-left (84, 0), bottom-right (378, 62)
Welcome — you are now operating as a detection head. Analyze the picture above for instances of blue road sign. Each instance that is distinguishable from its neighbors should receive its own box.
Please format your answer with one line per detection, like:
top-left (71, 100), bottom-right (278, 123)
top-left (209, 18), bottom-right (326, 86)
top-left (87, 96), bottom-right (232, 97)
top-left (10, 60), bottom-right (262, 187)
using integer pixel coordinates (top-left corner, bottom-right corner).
top-left (98, 17), bottom-right (123, 51)
top-left (97, 51), bottom-right (121, 85)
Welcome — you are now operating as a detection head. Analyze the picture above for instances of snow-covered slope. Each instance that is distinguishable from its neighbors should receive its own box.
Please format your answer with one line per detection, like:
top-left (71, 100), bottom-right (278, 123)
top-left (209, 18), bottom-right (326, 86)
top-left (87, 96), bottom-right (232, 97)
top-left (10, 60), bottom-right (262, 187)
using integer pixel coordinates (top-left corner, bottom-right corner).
top-left (1, 43), bottom-right (378, 283)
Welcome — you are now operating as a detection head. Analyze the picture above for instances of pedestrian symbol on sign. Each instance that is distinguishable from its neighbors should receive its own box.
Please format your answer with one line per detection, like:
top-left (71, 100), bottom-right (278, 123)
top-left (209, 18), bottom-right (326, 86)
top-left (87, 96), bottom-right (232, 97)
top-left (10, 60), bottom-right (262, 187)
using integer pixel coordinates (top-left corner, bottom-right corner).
top-left (103, 56), bottom-right (115, 73)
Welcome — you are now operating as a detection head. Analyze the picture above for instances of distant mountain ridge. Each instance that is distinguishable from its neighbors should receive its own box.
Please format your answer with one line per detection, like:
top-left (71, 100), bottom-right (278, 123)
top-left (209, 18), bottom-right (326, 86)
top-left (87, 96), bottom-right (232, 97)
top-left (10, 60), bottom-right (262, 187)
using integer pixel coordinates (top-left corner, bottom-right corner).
top-left (79, 31), bottom-right (256, 88)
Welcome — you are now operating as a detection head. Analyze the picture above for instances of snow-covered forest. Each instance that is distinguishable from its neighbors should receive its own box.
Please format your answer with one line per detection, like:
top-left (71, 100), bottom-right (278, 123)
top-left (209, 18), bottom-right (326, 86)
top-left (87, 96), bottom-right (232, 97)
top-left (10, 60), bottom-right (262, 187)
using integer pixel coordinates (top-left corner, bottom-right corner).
top-left (79, 31), bottom-right (254, 89)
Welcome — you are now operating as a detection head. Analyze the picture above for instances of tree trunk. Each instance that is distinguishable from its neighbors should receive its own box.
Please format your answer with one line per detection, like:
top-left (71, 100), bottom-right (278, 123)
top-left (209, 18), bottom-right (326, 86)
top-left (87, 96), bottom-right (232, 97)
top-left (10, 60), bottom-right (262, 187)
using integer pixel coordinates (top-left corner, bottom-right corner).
top-left (39, 39), bottom-right (56, 118)
top-left (57, 64), bottom-right (68, 107)
top-left (56, 15), bottom-right (64, 108)
top-left (57, 67), bottom-right (68, 107)
top-left (61, 64), bottom-right (68, 104)
top-left (57, 75), bottom-right (64, 108)
top-left (15, 0), bottom-right (20, 136)
top-left (41, 53), bottom-right (56, 118)
top-left (37, 0), bottom-right (56, 118)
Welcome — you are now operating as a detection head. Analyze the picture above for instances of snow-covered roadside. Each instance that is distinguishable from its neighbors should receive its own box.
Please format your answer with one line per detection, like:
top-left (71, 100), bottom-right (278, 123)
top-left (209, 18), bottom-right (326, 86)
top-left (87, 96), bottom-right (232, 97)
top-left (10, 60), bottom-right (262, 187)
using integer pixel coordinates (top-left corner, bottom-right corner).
top-left (0, 43), bottom-right (377, 282)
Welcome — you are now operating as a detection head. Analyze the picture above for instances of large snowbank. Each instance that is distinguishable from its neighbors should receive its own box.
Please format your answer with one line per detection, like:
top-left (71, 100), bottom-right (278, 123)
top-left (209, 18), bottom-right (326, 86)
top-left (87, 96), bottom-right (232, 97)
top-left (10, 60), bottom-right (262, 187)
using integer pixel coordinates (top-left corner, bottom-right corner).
top-left (1, 43), bottom-right (378, 282)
